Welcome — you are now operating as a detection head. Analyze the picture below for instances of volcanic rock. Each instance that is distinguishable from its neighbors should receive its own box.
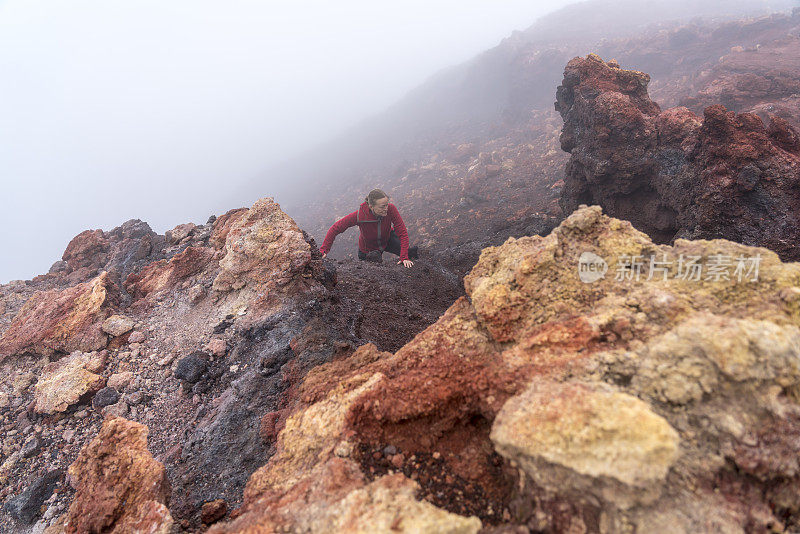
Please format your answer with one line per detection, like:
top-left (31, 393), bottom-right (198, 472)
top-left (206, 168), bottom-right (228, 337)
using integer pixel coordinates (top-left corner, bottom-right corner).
top-left (165, 222), bottom-right (197, 245)
top-left (33, 350), bottom-right (107, 414)
top-left (58, 220), bottom-right (162, 285)
top-left (213, 205), bottom-right (800, 533)
top-left (3, 469), bottom-right (63, 525)
top-left (63, 416), bottom-right (172, 533)
top-left (212, 198), bottom-right (315, 295)
top-left (92, 386), bottom-right (120, 410)
top-left (209, 208), bottom-right (249, 249)
top-left (107, 371), bottom-right (134, 390)
top-left (201, 499), bottom-right (228, 525)
top-left (174, 351), bottom-right (207, 385)
top-left (556, 54), bottom-right (800, 260)
top-left (101, 314), bottom-right (135, 337)
top-left (62, 229), bottom-right (110, 273)
top-left (0, 272), bottom-right (116, 360)
top-left (124, 245), bottom-right (214, 300)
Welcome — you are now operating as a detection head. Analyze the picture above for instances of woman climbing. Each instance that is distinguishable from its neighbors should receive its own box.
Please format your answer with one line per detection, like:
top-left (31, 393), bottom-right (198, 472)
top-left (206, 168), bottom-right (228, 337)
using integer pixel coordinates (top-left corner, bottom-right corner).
top-left (319, 189), bottom-right (419, 268)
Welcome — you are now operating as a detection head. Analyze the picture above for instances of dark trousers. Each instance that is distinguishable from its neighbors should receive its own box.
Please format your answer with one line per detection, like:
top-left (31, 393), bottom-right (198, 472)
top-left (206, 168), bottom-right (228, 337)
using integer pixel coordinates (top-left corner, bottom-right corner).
top-left (358, 230), bottom-right (417, 260)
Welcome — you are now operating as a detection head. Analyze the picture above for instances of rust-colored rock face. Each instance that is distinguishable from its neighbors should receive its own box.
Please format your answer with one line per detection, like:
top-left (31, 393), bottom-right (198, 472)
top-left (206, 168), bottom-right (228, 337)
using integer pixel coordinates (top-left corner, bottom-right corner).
top-left (64, 416), bottom-right (172, 534)
top-left (124, 245), bottom-right (214, 299)
top-left (209, 208), bottom-right (249, 249)
top-left (62, 229), bottom-right (110, 273)
top-left (556, 54), bottom-right (800, 261)
top-left (0, 272), bottom-right (115, 360)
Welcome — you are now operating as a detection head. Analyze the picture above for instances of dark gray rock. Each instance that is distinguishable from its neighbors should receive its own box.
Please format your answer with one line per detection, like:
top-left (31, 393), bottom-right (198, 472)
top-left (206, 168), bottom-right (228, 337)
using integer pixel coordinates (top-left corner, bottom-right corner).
top-left (92, 387), bottom-right (120, 410)
top-left (174, 351), bottom-right (207, 384)
top-left (20, 436), bottom-right (41, 458)
top-left (3, 469), bottom-right (63, 524)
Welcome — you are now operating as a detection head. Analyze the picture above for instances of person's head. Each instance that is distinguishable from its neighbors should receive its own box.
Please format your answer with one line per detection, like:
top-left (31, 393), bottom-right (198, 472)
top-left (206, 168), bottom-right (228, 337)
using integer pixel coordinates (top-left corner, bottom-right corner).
top-left (366, 189), bottom-right (389, 217)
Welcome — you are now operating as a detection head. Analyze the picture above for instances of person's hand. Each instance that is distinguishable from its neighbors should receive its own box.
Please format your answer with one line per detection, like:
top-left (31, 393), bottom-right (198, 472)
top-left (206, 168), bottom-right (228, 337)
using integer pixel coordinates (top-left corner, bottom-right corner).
top-left (321, 253), bottom-right (327, 258)
top-left (398, 259), bottom-right (413, 268)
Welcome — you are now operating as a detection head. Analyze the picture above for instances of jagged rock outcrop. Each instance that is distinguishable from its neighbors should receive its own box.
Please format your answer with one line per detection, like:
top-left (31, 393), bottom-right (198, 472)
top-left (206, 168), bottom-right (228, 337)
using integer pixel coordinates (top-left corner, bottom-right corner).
top-left (209, 205), bottom-right (800, 533)
top-left (62, 416), bottom-right (172, 533)
top-left (556, 53), bottom-right (800, 261)
top-left (0, 194), bottom-right (469, 532)
top-left (58, 220), bottom-right (163, 287)
top-left (212, 197), bottom-right (322, 308)
top-left (0, 272), bottom-right (116, 360)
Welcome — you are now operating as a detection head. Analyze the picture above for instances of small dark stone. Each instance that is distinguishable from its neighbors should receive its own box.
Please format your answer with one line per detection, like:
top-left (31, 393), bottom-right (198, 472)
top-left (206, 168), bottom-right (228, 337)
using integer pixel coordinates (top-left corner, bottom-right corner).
top-left (92, 387), bottom-right (120, 410)
top-left (20, 436), bottom-right (41, 458)
top-left (174, 351), bottom-right (207, 383)
top-left (3, 469), bottom-right (63, 524)
top-left (213, 317), bottom-right (234, 334)
top-left (383, 445), bottom-right (397, 456)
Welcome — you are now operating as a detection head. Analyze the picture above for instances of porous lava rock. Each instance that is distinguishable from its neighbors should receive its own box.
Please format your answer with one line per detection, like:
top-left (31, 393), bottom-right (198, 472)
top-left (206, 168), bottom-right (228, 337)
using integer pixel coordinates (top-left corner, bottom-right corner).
top-left (208, 205), bottom-right (800, 533)
top-left (0, 272), bottom-right (116, 360)
top-left (63, 416), bottom-right (173, 534)
top-left (556, 54), bottom-right (800, 261)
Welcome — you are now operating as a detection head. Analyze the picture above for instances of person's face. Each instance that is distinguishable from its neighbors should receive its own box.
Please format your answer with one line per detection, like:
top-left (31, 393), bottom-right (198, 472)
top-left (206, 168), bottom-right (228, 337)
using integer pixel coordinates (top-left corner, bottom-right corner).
top-left (371, 197), bottom-right (389, 216)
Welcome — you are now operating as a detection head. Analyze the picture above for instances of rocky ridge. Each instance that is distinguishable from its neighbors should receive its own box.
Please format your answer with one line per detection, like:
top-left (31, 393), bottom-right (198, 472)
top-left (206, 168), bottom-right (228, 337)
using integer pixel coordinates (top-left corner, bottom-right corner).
top-left (0, 197), bottom-right (464, 533)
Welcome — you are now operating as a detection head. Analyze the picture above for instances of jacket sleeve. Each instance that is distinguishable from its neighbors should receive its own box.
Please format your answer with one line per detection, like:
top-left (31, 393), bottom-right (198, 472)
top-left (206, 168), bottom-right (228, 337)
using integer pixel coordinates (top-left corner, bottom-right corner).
top-left (319, 210), bottom-right (358, 255)
top-left (388, 204), bottom-right (410, 261)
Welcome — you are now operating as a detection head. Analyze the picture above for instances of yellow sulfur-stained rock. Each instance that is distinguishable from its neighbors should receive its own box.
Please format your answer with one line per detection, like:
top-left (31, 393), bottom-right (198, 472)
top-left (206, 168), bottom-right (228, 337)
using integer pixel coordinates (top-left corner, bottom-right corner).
top-left (33, 350), bottom-right (107, 414)
top-left (306, 473), bottom-right (482, 533)
top-left (491, 380), bottom-right (680, 508)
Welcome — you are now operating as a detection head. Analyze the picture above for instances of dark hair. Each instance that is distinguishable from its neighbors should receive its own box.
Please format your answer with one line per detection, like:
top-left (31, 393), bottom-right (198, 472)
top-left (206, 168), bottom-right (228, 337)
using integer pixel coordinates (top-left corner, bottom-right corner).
top-left (365, 189), bottom-right (388, 207)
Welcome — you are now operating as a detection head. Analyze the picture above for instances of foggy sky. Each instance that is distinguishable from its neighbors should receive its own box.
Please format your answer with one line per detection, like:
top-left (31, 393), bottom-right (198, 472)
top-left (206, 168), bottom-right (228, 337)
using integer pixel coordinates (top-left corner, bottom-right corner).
top-left (0, 0), bottom-right (578, 283)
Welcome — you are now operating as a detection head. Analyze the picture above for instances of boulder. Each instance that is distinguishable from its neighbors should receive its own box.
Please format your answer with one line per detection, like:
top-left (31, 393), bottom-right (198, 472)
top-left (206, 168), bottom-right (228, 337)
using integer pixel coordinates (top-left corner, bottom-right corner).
top-left (101, 314), bottom-right (135, 337)
top-left (64, 416), bottom-right (172, 534)
top-left (0, 272), bottom-right (115, 360)
top-left (33, 351), bottom-right (107, 414)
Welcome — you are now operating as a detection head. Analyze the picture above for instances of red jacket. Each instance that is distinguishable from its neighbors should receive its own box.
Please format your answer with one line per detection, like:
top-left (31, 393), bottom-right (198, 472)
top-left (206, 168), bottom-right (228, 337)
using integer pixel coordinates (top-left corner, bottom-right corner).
top-left (319, 202), bottom-right (410, 261)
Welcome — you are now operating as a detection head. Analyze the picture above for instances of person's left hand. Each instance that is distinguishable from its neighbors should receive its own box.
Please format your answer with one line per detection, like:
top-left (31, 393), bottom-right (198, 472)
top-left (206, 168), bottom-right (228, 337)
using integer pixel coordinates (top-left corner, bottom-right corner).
top-left (398, 259), bottom-right (414, 268)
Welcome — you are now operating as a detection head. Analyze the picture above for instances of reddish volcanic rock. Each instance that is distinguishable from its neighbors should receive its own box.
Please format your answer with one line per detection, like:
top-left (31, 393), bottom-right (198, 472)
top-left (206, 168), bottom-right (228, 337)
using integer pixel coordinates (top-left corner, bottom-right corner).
top-left (0, 271), bottom-right (116, 360)
top-left (64, 416), bottom-right (173, 533)
top-left (124, 245), bottom-right (215, 300)
top-left (212, 206), bottom-right (800, 533)
top-left (209, 208), bottom-right (249, 249)
top-left (56, 220), bottom-right (164, 286)
top-left (201, 499), bottom-right (228, 525)
top-left (62, 229), bottom-right (110, 273)
top-left (556, 54), bottom-right (800, 260)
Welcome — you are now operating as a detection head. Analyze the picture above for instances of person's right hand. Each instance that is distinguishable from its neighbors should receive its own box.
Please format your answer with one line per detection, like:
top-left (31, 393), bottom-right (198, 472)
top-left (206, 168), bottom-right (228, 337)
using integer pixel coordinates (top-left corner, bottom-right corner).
top-left (321, 253), bottom-right (327, 258)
